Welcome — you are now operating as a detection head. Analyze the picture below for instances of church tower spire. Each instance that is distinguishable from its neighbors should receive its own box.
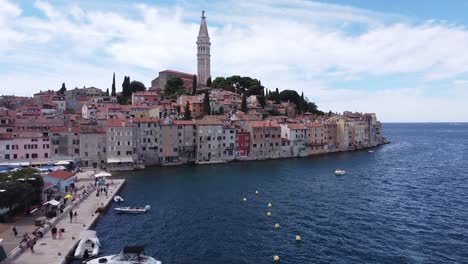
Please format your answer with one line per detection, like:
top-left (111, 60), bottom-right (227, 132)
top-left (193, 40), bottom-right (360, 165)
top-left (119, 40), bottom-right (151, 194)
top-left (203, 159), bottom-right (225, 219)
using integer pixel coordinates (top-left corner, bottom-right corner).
top-left (197, 10), bottom-right (211, 86)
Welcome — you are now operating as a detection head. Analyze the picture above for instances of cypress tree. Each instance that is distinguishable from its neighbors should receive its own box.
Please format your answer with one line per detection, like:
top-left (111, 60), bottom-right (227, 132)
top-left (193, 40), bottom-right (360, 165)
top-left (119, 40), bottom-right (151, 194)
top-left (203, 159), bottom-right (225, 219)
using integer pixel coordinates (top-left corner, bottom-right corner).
top-left (275, 88), bottom-right (280, 104)
top-left (59, 83), bottom-right (66, 94)
top-left (241, 93), bottom-right (248, 113)
top-left (111, 73), bottom-right (116, 96)
top-left (192, 75), bottom-right (197, 95)
top-left (207, 77), bottom-right (212, 87)
top-left (105, 88), bottom-right (109, 96)
top-left (203, 91), bottom-right (211, 115)
top-left (219, 106), bottom-right (224, 115)
top-left (184, 101), bottom-right (192, 120)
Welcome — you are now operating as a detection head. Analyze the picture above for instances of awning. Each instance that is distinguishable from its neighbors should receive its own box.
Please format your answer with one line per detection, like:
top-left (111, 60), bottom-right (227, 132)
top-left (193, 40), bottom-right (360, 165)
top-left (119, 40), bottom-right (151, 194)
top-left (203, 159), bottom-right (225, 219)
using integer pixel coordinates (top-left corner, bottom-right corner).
top-left (20, 162), bottom-right (30, 166)
top-left (107, 157), bottom-right (134, 163)
top-left (43, 182), bottom-right (56, 191)
top-left (95, 171), bottom-right (112, 177)
top-left (43, 199), bottom-right (61, 206)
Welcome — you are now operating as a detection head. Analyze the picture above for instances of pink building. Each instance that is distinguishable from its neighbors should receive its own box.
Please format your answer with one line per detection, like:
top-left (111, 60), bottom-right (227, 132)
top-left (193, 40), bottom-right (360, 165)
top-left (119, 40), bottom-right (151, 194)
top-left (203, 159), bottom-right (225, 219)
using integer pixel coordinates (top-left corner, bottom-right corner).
top-left (235, 131), bottom-right (250, 157)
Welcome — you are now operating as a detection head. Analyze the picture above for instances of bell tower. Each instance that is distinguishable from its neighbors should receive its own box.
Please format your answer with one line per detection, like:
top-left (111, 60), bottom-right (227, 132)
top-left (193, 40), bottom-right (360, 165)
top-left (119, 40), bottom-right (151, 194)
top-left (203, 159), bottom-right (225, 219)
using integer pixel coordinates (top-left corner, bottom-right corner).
top-left (197, 10), bottom-right (211, 86)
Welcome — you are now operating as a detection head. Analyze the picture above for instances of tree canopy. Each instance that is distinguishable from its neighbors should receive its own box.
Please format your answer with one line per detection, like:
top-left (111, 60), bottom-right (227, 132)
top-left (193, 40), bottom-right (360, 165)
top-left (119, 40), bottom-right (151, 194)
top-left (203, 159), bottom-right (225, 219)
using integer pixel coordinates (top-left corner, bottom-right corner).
top-left (212, 76), bottom-right (264, 96)
top-left (165, 77), bottom-right (187, 100)
top-left (111, 73), bottom-right (116, 96)
top-left (59, 83), bottom-right (66, 94)
top-left (0, 168), bottom-right (44, 212)
top-left (203, 91), bottom-right (211, 115)
top-left (183, 101), bottom-right (192, 120)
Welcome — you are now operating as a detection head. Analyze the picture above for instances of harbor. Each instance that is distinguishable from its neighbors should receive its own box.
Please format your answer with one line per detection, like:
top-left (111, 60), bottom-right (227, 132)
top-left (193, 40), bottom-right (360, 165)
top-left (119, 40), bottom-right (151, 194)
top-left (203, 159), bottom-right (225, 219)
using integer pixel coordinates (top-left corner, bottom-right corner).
top-left (2, 171), bottom-right (125, 264)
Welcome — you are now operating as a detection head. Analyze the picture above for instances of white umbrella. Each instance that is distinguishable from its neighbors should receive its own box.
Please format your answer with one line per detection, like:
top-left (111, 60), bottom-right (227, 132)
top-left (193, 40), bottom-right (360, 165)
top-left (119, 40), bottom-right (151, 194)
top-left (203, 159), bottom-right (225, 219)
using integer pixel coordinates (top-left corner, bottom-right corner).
top-left (95, 171), bottom-right (112, 178)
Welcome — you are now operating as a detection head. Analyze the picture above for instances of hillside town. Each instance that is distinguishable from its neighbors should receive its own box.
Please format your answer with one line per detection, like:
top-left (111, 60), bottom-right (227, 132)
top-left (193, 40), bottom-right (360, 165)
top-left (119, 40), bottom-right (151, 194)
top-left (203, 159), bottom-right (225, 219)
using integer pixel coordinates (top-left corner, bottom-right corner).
top-left (0, 11), bottom-right (386, 172)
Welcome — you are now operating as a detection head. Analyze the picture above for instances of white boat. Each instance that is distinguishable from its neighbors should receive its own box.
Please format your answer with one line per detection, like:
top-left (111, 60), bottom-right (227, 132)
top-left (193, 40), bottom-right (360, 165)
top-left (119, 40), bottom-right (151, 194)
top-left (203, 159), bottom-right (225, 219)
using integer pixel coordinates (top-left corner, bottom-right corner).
top-left (85, 246), bottom-right (161, 264)
top-left (335, 169), bottom-right (346, 176)
top-left (114, 195), bottom-right (125, 203)
top-left (74, 230), bottom-right (100, 259)
top-left (368, 150), bottom-right (374, 153)
top-left (115, 205), bottom-right (150, 214)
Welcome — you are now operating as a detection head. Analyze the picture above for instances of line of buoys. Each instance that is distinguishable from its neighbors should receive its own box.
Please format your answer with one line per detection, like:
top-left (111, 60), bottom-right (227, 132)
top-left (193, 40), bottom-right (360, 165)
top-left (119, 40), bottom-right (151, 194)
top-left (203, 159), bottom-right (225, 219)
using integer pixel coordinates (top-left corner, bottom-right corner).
top-left (273, 255), bottom-right (280, 262)
top-left (255, 190), bottom-right (260, 195)
top-left (268, 203), bottom-right (272, 208)
top-left (243, 197), bottom-right (247, 202)
top-left (296, 235), bottom-right (302, 242)
top-left (275, 223), bottom-right (280, 229)
top-left (267, 211), bottom-right (272, 217)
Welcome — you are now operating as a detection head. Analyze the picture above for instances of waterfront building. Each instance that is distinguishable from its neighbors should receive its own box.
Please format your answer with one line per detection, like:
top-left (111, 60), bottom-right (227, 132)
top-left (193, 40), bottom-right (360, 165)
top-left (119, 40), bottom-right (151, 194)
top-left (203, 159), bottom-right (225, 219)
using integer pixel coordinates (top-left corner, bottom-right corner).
top-left (79, 125), bottom-right (106, 168)
top-left (158, 120), bottom-right (181, 165)
top-left (50, 126), bottom-right (80, 160)
top-left (197, 11), bottom-right (211, 86)
top-left (306, 122), bottom-right (327, 154)
top-left (43, 170), bottom-right (75, 192)
top-left (133, 118), bottom-right (161, 166)
top-left (324, 122), bottom-right (338, 151)
top-left (105, 119), bottom-right (134, 170)
top-left (7, 132), bottom-right (51, 161)
top-left (196, 119), bottom-right (225, 163)
top-left (245, 121), bottom-right (282, 159)
top-left (222, 125), bottom-right (236, 161)
top-left (174, 120), bottom-right (197, 163)
top-left (235, 131), bottom-right (250, 158)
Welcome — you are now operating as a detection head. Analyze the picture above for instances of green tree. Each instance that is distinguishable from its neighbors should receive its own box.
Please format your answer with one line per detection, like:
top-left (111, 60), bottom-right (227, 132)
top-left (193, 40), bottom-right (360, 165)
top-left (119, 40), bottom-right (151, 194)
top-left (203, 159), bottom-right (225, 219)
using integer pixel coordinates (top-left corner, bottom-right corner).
top-left (206, 77), bottom-right (212, 87)
top-left (165, 77), bottom-right (185, 99)
top-left (241, 93), bottom-right (248, 113)
top-left (203, 91), bottom-right (211, 115)
top-left (192, 75), bottom-right (197, 95)
top-left (219, 106), bottom-right (224, 115)
top-left (111, 73), bottom-right (116, 96)
top-left (59, 83), bottom-right (66, 94)
top-left (122, 76), bottom-right (131, 98)
top-left (258, 95), bottom-right (266, 108)
top-left (184, 101), bottom-right (192, 120)
top-left (129, 81), bottom-right (146, 93)
top-left (105, 88), bottom-right (110, 96)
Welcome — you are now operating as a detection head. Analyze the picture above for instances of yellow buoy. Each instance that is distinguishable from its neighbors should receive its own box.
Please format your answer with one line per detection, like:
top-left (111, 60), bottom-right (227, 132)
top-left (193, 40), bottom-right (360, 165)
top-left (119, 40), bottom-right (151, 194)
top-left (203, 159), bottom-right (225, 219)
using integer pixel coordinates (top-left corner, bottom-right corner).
top-left (273, 255), bottom-right (280, 262)
top-left (243, 197), bottom-right (247, 202)
top-left (268, 203), bottom-right (272, 208)
top-left (274, 223), bottom-right (280, 229)
top-left (255, 190), bottom-right (259, 195)
top-left (267, 211), bottom-right (272, 217)
top-left (296, 235), bottom-right (302, 242)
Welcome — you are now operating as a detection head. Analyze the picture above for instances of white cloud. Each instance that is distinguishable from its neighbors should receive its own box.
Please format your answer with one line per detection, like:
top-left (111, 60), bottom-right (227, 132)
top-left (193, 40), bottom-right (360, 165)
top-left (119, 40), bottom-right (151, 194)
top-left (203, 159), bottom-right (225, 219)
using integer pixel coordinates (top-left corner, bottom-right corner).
top-left (0, 0), bottom-right (467, 121)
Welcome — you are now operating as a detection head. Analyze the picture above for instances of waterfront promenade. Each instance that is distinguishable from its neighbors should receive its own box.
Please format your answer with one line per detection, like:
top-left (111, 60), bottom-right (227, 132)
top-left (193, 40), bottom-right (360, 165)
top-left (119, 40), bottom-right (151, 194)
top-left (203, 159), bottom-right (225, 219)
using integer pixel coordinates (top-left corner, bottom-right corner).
top-left (4, 172), bottom-right (125, 264)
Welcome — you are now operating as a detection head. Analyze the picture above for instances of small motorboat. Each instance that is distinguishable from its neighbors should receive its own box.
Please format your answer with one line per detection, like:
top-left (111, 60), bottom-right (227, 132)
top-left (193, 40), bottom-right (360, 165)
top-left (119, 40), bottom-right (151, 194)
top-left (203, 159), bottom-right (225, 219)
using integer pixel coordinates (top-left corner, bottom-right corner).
top-left (115, 205), bottom-right (150, 214)
top-left (85, 245), bottom-right (161, 264)
top-left (114, 195), bottom-right (125, 203)
top-left (335, 169), bottom-right (346, 176)
top-left (74, 230), bottom-right (100, 259)
top-left (368, 150), bottom-right (374, 153)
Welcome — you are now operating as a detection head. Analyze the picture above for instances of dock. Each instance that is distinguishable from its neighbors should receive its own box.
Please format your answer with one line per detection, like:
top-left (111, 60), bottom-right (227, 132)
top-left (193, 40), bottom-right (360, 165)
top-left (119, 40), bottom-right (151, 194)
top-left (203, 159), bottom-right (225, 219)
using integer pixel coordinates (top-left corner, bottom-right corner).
top-left (5, 174), bottom-right (125, 264)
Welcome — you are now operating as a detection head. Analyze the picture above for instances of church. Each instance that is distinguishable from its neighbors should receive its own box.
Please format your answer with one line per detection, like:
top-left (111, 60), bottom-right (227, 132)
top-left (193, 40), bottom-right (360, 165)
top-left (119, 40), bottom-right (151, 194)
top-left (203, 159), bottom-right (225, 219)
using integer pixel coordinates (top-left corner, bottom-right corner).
top-left (150, 11), bottom-right (211, 92)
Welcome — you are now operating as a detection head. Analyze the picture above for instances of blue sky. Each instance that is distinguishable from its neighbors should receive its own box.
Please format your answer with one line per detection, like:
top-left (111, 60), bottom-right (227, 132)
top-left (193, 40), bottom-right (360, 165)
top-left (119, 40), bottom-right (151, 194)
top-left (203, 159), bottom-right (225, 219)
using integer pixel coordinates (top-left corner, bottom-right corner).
top-left (1, 0), bottom-right (468, 122)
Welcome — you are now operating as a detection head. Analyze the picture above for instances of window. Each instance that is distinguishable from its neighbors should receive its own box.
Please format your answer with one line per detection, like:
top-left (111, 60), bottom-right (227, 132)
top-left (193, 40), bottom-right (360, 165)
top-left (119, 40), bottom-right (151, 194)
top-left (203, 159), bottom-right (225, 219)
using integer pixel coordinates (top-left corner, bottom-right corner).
top-left (26, 154), bottom-right (30, 158)
top-left (13, 154), bottom-right (17, 159)
top-left (117, 151), bottom-right (121, 156)
top-left (5, 154), bottom-right (10, 159)
top-left (6, 144), bottom-right (9, 150)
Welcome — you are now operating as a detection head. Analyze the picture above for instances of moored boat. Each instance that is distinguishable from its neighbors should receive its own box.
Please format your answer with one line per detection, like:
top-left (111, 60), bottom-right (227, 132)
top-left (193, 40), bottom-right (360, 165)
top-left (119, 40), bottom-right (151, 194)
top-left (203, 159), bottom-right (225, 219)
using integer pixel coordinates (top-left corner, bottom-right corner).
top-left (115, 205), bottom-right (150, 214)
top-left (85, 246), bottom-right (161, 264)
top-left (114, 195), bottom-right (125, 203)
top-left (335, 169), bottom-right (346, 176)
top-left (74, 230), bottom-right (100, 259)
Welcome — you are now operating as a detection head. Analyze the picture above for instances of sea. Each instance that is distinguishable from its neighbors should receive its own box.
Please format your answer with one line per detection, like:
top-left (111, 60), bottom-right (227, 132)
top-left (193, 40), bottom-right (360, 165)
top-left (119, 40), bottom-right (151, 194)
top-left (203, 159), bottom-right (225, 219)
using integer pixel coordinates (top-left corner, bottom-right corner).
top-left (95, 123), bottom-right (468, 264)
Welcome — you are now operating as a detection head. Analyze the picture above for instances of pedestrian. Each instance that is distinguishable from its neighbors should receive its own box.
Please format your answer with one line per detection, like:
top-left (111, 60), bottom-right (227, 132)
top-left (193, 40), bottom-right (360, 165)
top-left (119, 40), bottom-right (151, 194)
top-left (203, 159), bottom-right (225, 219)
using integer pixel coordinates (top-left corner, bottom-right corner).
top-left (74, 211), bottom-right (78, 223)
top-left (12, 225), bottom-right (18, 237)
top-left (51, 226), bottom-right (57, 239)
top-left (58, 228), bottom-right (62, 239)
top-left (38, 226), bottom-right (44, 238)
top-left (69, 210), bottom-right (73, 223)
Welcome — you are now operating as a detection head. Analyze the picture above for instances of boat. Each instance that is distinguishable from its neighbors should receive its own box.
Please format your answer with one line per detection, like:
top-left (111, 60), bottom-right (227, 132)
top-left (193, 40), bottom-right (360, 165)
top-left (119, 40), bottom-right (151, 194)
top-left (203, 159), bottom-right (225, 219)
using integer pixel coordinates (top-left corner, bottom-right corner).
top-left (85, 246), bottom-right (161, 264)
top-left (335, 169), bottom-right (346, 176)
top-left (114, 205), bottom-right (150, 214)
top-left (114, 195), bottom-right (125, 203)
top-left (74, 230), bottom-right (100, 259)
top-left (368, 150), bottom-right (374, 153)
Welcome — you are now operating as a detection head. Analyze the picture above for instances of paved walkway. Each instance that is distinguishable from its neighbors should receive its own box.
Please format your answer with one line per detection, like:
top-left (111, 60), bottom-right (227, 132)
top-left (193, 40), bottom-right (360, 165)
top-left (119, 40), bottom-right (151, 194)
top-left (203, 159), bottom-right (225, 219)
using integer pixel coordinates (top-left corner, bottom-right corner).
top-left (6, 172), bottom-right (124, 264)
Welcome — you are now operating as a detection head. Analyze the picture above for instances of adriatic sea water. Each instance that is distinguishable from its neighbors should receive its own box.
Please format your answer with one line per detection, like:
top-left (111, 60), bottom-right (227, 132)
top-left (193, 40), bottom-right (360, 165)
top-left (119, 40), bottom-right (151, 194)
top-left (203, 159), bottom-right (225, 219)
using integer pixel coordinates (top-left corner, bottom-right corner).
top-left (95, 123), bottom-right (468, 263)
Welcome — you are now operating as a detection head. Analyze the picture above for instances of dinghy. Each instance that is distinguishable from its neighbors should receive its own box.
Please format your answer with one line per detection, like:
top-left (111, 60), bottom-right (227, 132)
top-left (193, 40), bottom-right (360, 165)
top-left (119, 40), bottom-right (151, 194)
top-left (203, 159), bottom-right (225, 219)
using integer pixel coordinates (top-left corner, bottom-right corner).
top-left (74, 230), bottom-right (100, 259)
top-left (114, 195), bottom-right (124, 203)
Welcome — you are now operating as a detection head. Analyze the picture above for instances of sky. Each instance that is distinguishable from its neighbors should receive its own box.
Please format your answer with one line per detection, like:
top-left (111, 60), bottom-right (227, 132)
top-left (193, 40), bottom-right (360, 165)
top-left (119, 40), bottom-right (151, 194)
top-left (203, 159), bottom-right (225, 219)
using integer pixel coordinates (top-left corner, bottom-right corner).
top-left (1, 0), bottom-right (468, 122)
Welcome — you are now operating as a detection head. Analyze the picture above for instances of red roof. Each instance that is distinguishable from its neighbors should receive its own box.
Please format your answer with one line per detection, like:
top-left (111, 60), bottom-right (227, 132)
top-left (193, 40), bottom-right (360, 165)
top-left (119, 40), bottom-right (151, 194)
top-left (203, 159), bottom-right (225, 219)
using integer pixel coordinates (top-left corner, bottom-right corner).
top-left (173, 120), bottom-right (195, 125)
top-left (160, 69), bottom-right (194, 78)
top-left (106, 119), bottom-right (132, 127)
top-left (47, 170), bottom-right (75, 180)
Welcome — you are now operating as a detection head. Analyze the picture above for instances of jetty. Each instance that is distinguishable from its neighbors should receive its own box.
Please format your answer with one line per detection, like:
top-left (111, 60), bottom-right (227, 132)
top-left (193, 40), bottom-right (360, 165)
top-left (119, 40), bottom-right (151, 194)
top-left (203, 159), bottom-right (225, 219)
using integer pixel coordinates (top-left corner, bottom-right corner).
top-left (4, 172), bottom-right (125, 264)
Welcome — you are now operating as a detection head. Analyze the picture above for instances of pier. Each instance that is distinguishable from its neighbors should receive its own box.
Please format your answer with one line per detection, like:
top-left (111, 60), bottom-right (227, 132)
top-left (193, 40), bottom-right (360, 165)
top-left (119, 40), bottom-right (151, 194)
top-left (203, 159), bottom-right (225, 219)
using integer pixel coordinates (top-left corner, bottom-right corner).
top-left (5, 172), bottom-right (125, 264)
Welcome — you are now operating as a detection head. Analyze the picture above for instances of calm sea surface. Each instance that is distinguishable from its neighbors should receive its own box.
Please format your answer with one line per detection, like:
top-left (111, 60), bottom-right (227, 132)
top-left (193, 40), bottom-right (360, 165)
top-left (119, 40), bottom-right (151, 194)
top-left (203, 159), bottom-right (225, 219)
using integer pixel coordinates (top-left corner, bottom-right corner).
top-left (95, 123), bottom-right (468, 264)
